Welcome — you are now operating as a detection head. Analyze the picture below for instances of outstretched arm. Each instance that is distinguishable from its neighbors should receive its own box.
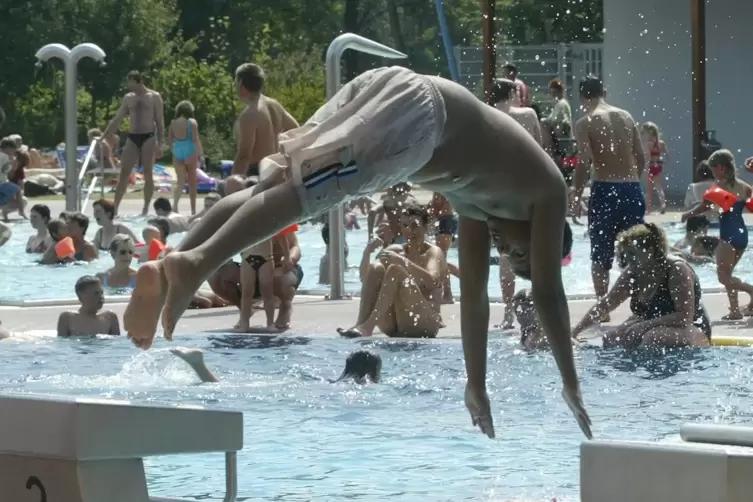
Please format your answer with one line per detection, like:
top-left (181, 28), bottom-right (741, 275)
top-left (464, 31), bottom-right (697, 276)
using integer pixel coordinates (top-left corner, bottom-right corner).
top-left (572, 269), bottom-right (632, 337)
top-left (103, 97), bottom-right (130, 138)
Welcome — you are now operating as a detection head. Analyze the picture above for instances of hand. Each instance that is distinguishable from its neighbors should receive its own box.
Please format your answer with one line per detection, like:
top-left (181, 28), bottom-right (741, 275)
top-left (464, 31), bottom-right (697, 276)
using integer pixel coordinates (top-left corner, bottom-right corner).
top-left (680, 212), bottom-right (689, 223)
top-left (366, 236), bottom-right (383, 252)
top-left (465, 383), bottom-right (495, 439)
top-left (376, 249), bottom-right (405, 267)
top-left (562, 383), bottom-right (592, 439)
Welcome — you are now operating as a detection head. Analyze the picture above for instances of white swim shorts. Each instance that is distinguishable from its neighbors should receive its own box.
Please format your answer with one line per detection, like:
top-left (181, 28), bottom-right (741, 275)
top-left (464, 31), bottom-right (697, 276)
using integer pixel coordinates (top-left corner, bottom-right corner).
top-left (261, 66), bottom-right (446, 217)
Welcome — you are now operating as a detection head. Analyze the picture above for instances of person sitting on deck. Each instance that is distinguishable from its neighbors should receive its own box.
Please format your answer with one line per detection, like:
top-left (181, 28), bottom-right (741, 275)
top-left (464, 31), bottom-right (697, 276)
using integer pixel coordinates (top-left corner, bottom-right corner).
top-left (97, 234), bottom-right (138, 289)
top-left (92, 198), bottom-right (140, 251)
top-left (367, 182), bottom-right (418, 240)
top-left (57, 276), bottom-right (120, 337)
top-left (572, 223), bottom-right (711, 349)
top-left (338, 203), bottom-right (446, 339)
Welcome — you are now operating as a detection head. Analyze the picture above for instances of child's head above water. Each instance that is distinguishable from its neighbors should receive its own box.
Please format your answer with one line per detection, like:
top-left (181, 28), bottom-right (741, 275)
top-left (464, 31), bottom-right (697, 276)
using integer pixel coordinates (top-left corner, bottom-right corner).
top-left (512, 289), bottom-right (538, 331)
top-left (75, 275), bottom-right (105, 310)
top-left (47, 218), bottom-right (68, 242)
top-left (145, 217), bottom-right (171, 243)
top-left (685, 215), bottom-right (709, 237)
top-left (335, 350), bottom-right (382, 384)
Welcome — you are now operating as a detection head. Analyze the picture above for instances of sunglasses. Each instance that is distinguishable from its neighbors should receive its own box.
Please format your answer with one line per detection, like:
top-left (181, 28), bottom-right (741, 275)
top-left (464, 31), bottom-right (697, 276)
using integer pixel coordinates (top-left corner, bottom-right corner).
top-left (118, 248), bottom-right (134, 256)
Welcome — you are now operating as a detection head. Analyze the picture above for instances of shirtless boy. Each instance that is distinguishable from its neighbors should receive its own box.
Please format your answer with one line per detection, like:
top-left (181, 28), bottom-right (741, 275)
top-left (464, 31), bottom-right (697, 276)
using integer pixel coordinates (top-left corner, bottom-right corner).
top-left (103, 71), bottom-right (165, 216)
top-left (231, 63), bottom-right (299, 177)
top-left (492, 79), bottom-right (542, 146)
top-left (572, 75), bottom-right (646, 300)
top-left (57, 276), bottom-right (120, 337)
top-left (124, 66), bottom-right (591, 440)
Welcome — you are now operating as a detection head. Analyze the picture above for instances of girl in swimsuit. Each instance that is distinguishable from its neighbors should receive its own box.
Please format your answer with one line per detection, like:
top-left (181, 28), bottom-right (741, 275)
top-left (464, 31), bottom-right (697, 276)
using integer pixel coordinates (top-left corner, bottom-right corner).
top-left (168, 101), bottom-right (204, 215)
top-left (26, 203), bottom-right (52, 253)
top-left (682, 149), bottom-right (753, 320)
top-left (640, 122), bottom-right (669, 214)
top-left (573, 223), bottom-right (710, 348)
top-left (97, 234), bottom-right (138, 289)
top-left (92, 198), bottom-right (139, 251)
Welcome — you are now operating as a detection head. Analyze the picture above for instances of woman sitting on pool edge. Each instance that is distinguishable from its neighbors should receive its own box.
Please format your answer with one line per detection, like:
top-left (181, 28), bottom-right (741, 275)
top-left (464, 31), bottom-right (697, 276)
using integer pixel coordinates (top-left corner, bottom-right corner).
top-left (97, 234), bottom-right (138, 289)
top-left (571, 223), bottom-right (711, 349)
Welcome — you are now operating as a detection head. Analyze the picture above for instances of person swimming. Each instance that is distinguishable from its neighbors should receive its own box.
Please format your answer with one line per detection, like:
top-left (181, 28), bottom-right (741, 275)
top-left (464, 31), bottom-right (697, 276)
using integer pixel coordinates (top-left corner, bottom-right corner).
top-left (171, 348), bottom-right (382, 384)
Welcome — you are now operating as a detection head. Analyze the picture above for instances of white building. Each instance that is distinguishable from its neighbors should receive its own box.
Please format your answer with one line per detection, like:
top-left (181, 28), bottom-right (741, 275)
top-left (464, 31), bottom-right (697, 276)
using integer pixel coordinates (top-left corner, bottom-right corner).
top-left (603, 0), bottom-right (753, 199)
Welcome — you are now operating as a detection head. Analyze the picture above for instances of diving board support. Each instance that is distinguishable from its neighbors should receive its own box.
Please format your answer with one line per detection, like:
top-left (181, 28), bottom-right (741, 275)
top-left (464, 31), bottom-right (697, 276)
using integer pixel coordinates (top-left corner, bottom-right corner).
top-left (0, 394), bottom-right (242, 502)
top-left (324, 33), bottom-right (407, 300)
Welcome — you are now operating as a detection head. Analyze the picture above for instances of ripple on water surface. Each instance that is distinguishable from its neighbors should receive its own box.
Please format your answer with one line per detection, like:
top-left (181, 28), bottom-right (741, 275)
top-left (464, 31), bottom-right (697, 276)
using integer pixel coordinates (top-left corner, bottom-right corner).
top-left (2, 333), bottom-right (752, 500)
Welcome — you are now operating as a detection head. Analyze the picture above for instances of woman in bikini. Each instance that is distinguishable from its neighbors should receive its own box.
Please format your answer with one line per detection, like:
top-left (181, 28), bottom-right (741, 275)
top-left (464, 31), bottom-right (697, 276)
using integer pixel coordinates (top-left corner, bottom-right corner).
top-left (92, 198), bottom-right (139, 252)
top-left (97, 234), bottom-right (138, 290)
top-left (26, 204), bottom-right (53, 253)
top-left (640, 122), bottom-right (669, 214)
top-left (682, 149), bottom-right (753, 320)
top-left (168, 101), bottom-right (204, 215)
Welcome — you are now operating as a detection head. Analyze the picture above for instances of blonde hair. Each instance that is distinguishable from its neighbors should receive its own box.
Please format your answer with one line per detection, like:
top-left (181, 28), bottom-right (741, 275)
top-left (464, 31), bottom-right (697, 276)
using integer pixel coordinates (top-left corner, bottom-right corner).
top-left (109, 233), bottom-right (134, 254)
top-left (174, 100), bottom-right (195, 119)
top-left (641, 122), bottom-right (660, 140)
top-left (708, 148), bottom-right (736, 182)
top-left (616, 223), bottom-right (668, 263)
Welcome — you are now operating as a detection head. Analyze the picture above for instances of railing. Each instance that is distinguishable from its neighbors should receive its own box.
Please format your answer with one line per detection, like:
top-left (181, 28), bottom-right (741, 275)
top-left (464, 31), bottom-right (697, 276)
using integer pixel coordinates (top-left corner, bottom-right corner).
top-left (76, 138), bottom-right (106, 213)
top-left (149, 451), bottom-right (238, 502)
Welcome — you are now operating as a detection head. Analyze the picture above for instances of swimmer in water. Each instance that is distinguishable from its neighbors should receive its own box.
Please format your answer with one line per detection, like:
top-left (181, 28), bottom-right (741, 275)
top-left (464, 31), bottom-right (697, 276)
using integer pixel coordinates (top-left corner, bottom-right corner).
top-left (124, 66), bottom-right (591, 440)
top-left (170, 348), bottom-right (381, 384)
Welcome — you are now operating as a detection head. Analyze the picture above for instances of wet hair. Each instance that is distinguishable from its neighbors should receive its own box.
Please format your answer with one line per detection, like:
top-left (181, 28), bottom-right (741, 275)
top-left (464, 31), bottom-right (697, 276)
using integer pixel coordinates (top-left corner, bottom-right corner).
top-left (579, 74), bottom-right (604, 100)
top-left (148, 216), bottom-right (171, 240)
top-left (75, 275), bottom-right (101, 298)
top-left (126, 70), bottom-right (142, 84)
top-left (641, 121), bottom-right (660, 139)
top-left (491, 78), bottom-right (517, 104)
top-left (616, 222), bottom-right (668, 262)
top-left (68, 212), bottom-right (90, 236)
top-left (235, 63), bottom-right (265, 93)
top-left (696, 160), bottom-right (714, 181)
top-left (92, 198), bottom-right (116, 220)
top-left (708, 149), bottom-right (736, 182)
top-left (403, 203), bottom-right (430, 226)
top-left (30, 204), bottom-right (51, 224)
top-left (175, 100), bottom-right (195, 119)
top-left (695, 235), bottom-right (720, 256)
top-left (685, 215), bottom-right (709, 234)
top-left (335, 350), bottom-right (382, 383)
top-left (153, 197), bottom-right (172, 213)
top-left (0, 138), bottom-right (16, 150)
top-left (87, 128), bottom-right (103, 140)
top-left (502, 62), bottom-right (518, 77)
top-left (109, 234), bottom-right (133, 254)
top-left (47, 219), bottom-right (65, 241)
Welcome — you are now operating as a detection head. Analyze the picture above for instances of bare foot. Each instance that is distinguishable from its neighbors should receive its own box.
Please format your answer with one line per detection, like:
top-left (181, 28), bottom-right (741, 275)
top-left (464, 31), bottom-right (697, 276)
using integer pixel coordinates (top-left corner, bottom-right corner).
top-left (161, 252), bottom-right (206, 340)
top-left (722, 311), bottom-right (743, 321)
top-left (141, 206), bottom-right (149, 217)
top-left (169, 348), bottom-right (204, 366)
top-left (337, 326), bottom-right (372, 338)
top-left (233, 319), bottom-right (250, 332)
top-left (275, 302), bottom-right (293, 330)
top-left (124, 262), bottom-right (167, 349)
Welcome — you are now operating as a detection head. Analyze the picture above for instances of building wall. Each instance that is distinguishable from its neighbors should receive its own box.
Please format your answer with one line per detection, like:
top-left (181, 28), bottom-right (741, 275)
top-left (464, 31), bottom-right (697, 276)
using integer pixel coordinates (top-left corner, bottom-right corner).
top-left (603, 0), bottom-right (753, 200)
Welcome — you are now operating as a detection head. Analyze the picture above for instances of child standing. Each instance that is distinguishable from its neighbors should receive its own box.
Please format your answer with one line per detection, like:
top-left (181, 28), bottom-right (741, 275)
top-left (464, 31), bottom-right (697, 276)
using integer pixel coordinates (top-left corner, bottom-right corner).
top-left (641, 122), bottom-right (669, 214)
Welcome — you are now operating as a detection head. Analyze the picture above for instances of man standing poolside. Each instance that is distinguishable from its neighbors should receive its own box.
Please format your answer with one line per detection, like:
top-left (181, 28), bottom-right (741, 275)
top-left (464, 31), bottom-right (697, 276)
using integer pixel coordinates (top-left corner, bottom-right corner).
top-left (572, 75), bottom-right (646, 304)
top-left (103, 71), bottom-right (165, 216)
top-left (232, 63), bottom-right (299, 177)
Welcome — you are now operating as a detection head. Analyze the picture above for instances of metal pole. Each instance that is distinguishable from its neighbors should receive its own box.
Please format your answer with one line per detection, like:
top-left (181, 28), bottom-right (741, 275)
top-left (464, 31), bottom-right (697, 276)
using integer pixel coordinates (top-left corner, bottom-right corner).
top-left (482, 0), bottom-right (497, 105)
top-left (691, 0), bottom-right (706, 179)
top-left (35, 43), bottom-right (106, 211)
top-left (324, 33), bottom-right (407, 300)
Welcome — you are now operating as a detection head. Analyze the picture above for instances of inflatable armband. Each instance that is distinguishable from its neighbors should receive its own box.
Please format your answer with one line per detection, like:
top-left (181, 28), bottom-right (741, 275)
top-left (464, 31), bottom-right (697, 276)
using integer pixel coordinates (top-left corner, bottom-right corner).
top-left (276, 223), bottom-right (299, 237)
top-left (55, 237), bottom-right (75, 259)
top-left (561, 253), bottom-right (573, 267)
top-left (703, 186), bottom-right (736, 212)
top-left (148, 239), bottom-right (167, 260)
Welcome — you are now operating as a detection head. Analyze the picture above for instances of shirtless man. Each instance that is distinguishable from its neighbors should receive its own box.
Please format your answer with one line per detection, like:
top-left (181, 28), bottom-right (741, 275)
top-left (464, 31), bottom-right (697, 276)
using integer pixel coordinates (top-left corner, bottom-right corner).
top-left (103, 71), bottom-right (165, 216)
top-left (57, 276), bottom-right (120, 337)
top-left (123, 66), bottom-right (591, 440)
top-left (492, 79), bottom-right (542, 145)
top-left (338, 203), bottom-right (446, 338)
top-left (429, 192), bottom-right (457, 303)
top-left (153, 197), bottom-right (190, 234)
top-left (231, 63), bottom-right (299, 177)
top-left (572, 75), bottom-right (646, 300)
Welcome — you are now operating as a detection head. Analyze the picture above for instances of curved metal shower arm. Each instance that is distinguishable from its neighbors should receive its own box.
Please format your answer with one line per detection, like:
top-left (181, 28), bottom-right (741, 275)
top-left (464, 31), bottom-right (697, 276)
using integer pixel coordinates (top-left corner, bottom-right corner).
top-left (325, 34), bottom-right (407, 62)
top-left (70, 43), bottom-right (107, 64)
top-left (35, 43), bottom-right (72, 62)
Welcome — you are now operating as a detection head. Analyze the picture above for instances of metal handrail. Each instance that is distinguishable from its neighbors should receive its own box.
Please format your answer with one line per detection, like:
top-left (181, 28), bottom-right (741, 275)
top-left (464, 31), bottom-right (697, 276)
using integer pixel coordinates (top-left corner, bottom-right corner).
top-left (149, 451), bottom-right (237, 502)
top-left (77, 138), bottom-right (106, 213)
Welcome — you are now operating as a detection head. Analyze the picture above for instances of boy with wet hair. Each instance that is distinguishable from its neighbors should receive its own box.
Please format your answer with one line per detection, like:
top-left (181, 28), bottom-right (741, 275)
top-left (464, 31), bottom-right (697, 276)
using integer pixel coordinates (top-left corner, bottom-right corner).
top-left (125, 66), bottom-right (591, 441)
top-left (57, 276), bottom-right (120, 337)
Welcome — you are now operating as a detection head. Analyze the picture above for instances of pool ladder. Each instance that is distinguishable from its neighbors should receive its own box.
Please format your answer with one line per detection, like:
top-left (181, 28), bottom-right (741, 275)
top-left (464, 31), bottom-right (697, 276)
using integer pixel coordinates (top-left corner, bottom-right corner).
top-left (149, 451), bottom-right (237, 502)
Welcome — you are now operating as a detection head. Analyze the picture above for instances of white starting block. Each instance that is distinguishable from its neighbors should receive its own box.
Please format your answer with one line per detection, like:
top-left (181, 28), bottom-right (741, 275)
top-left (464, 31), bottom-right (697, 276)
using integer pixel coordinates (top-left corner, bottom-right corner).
top-left (0, 393), bottom-right (243, 502)
top-left (581, 424), bottom-right (753, 502)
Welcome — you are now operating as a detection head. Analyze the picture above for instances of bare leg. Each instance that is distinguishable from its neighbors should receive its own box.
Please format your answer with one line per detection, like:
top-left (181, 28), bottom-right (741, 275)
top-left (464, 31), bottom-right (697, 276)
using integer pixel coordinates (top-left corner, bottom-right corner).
top-left (645, 177), bottom-right (654, 214)
top-left (273, 268), bottom-right (297, 329)
top-left (498, 255), bottom-right (516, 329)
top-left (337, 262), bottom-right (391, 337)
top-left (173, 163), bottom-right (186, 213)
top-left (113, 140), bottom-right (140, 215)
top-left (140, 137), bottom-right (157, 216)
top-left (717, 244), bottom-right (753, 319)
top-left (435, 232), bottom-right (454, 304)
top-left (343, 264), bottom-right (407, 337)
top-left (186, 155), bottom-right (198, 215)
top-left (170, 349), bottom-right (219, 382)
top-left (393, 275), bottom-right (444, 338)
top-left (235, 261), bottom-right (258, 331)
top-left (656, 177), bottom-right (667, 213)
top-left (591, 262), bottom-right (611, 322)
top-left (640, 326), bottom-right (709, 348)
top-left (257, 261), bottom-right (277, 330)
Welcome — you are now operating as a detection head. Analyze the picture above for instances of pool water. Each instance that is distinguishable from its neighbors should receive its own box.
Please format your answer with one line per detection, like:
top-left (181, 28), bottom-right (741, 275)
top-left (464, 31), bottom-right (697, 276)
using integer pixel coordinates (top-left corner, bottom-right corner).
top-left (0, 216), bottom-right (740, 301)
top-left (3, 333), bottom-right (752, 500)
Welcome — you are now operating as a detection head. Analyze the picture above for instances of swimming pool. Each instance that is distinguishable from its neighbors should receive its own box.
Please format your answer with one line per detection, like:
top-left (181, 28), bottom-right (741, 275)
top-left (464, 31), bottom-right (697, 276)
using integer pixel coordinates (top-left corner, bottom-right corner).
top-left (3, 333), bottom-right (751, 500)
top-left (0, 216), bottom-right (740, 301)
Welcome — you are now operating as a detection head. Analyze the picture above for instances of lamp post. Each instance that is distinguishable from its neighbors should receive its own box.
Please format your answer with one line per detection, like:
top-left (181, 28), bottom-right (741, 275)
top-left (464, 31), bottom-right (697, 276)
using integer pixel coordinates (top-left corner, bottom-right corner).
top-left (324, 34), bottom-right (407, 300)
top-left (35, 43), bottom-right (106, 211)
